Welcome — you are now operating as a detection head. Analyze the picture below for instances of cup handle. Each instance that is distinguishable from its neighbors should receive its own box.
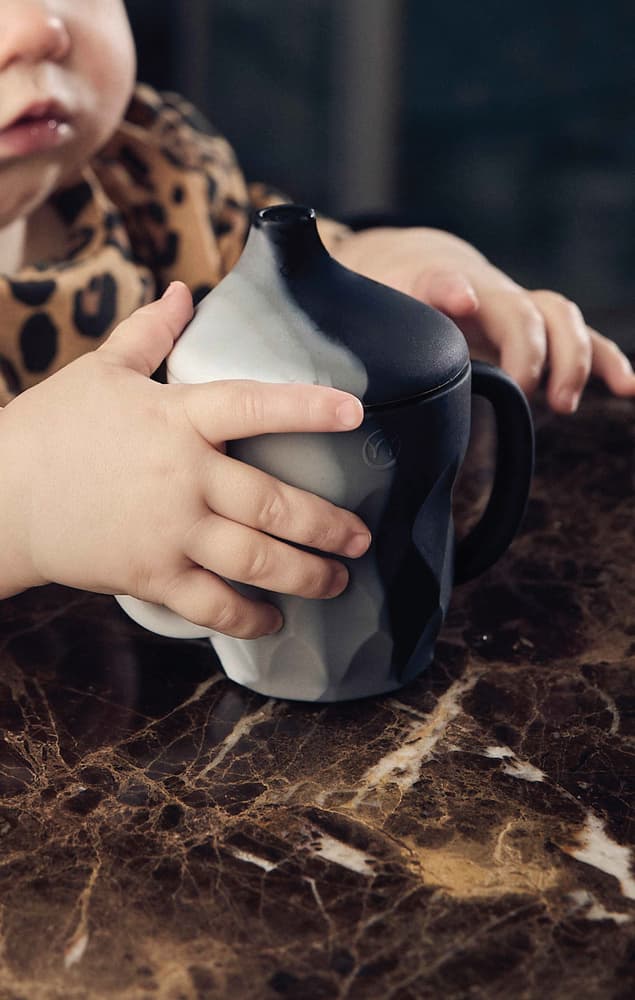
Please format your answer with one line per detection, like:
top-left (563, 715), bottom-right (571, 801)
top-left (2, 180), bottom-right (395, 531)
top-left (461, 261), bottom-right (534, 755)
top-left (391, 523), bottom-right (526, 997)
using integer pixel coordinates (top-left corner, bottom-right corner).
top-left (454, 360), bottom-right (534, 584)
top-left (115, 594), bottom-right (216, 639)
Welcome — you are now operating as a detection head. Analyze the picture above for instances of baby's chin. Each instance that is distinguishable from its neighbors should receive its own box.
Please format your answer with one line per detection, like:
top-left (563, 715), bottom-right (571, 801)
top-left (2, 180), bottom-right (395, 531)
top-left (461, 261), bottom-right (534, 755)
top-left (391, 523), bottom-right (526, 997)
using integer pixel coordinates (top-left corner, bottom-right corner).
top-left (0, 112), bottom-right (121, 231)
top-left (0, 158), bottom-right (69, 230)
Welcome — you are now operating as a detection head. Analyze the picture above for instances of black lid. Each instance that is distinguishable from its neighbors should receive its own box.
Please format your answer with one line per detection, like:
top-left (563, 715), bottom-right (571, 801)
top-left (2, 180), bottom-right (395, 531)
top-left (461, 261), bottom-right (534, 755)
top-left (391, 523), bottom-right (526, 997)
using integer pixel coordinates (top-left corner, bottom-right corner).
top-left (255, 206), bottom-right (470, 406)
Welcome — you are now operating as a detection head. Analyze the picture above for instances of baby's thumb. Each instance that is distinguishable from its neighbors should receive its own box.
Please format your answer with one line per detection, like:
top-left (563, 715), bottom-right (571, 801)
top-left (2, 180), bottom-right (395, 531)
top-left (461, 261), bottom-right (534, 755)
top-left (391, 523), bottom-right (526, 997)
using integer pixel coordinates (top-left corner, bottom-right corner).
top-left (98, 281), bottom-right (194, 376)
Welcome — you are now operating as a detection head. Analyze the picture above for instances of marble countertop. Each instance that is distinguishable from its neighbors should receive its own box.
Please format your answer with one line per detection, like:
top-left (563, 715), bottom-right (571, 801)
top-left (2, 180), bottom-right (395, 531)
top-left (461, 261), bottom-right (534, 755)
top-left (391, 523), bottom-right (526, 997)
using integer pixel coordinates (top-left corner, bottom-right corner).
top-left (0, 381), bottom-right (633, 1000)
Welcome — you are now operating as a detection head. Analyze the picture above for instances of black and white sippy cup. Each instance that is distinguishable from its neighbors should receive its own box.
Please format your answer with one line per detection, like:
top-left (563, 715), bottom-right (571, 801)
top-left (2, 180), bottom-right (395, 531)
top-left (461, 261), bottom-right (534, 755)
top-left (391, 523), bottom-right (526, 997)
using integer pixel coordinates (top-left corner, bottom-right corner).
top-left (117, 205), bottom-right (534, 701)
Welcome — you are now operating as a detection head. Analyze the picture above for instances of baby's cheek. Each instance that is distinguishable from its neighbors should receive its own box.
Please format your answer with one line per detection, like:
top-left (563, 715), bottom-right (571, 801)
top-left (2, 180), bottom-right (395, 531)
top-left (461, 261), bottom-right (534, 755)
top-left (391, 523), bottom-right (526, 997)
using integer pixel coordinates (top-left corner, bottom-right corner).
top-left (78, 81), bottom-right (133, 157)
top-left (68, 7), bottom-right (136, 155)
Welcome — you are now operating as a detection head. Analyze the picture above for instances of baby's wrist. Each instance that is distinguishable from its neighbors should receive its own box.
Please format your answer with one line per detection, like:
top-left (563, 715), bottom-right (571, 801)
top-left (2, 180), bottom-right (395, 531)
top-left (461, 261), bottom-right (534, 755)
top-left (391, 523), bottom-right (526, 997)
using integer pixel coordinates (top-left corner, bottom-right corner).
top-left (0, 405), bottom-right (48, 598)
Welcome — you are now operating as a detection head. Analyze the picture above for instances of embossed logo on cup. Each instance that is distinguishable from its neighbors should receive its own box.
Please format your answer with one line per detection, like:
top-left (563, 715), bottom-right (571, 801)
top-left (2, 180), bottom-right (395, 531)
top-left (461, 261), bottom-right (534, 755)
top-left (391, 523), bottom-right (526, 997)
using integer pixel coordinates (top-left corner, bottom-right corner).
top-left (362, 429), bottom-right (401, 469)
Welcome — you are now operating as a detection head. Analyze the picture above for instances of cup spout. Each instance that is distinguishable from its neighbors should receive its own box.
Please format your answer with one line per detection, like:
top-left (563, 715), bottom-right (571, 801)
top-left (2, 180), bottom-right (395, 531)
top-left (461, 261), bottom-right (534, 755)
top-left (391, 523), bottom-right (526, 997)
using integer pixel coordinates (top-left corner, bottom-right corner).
top-left (253, 204), bottom-right (329, 269)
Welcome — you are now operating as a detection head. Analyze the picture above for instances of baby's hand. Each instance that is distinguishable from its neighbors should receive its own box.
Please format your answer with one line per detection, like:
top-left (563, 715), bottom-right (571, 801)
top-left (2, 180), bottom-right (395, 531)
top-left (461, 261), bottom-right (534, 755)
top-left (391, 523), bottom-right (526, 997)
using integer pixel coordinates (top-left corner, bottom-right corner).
top-left (330, 226), bottom-right (635, 413)
top-left (0, 283), bottom-right (370, 636)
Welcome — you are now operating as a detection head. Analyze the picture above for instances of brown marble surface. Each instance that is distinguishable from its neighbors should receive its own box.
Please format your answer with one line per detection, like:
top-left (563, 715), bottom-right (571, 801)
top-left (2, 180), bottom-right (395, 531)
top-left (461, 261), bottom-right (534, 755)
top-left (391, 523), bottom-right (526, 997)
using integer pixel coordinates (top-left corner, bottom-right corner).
top-left (0, 381), bottom-right (634, 1000)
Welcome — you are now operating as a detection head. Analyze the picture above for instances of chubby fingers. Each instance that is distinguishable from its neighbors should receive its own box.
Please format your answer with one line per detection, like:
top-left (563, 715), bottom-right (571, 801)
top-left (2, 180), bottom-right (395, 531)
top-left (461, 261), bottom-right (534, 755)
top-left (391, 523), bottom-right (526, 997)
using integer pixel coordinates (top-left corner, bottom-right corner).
top-left (412, 267), bottom-right (480, 317)
top-left (467, 289), bottom-right (548, 396)
top-left (588, 327), bottom-right (635, 397)
top-left (529, 291), bottom-right (592, 412)
top-left (184, 516), bottom-right (352, 606)
top-left (161, 568), bottom-right (284, 639)
top-left (529, 293), bottom-right (635, 410)
top-left (157, 456), bottom-right (374, 639)
top-left (101, 281), bottom-right (194, 376)
top-left (158, 380), bottom-right (369, 638)
top-left (182, 380), bottom-right (364, 443)
top-left (163, 488), bottom-right (366, 639)
top-left (205, 454), bottom-right (371, 558)
top-left (159, 469), bottom-right (371, 638)
top-left (414, 268), bottom-right (634, 411)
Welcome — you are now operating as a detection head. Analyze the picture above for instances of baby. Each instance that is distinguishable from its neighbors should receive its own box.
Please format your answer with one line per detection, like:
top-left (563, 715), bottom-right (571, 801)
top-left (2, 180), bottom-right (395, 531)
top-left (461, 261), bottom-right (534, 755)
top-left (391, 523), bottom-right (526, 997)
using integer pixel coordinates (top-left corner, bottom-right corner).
top-left (1, 0), bottom-right (633, 638)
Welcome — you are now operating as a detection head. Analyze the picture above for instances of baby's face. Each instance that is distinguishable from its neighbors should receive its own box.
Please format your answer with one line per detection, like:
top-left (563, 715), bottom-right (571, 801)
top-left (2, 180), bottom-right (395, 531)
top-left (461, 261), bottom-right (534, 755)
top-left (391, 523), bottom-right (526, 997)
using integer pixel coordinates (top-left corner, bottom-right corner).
top-left (0, 0), bottom-right (136, 228)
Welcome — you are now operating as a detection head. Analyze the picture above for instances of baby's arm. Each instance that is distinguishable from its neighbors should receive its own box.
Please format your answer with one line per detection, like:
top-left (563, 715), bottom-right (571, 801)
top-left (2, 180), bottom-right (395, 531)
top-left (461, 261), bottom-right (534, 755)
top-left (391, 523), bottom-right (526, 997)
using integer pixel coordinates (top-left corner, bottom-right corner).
top-left (0, 283), bottom-right (370, 634)
top-left (323, 225), bottom-right (635, 413)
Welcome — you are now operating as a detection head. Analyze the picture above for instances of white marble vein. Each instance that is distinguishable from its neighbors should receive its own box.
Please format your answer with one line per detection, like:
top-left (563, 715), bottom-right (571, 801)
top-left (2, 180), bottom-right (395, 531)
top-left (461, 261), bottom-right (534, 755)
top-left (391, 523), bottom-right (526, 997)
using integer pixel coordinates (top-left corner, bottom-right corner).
top-left (484, 746), bottom-right (546, 782)
top-left (63, 932), bottom-right (89, 969)
top-left (229, 848), bottom-right (277, 872)
top-left (567, 813), bottom-right (635, 900)
top-left (484, 746), bottom-right (514, 759)
top-left (197, 700), bottom-right (276, 779)
top-left (313, 833), bottom-right (376, 876)
top-left (351, 673), bottom-right (480, 806)
top-left (569, 890), bottom-right (631, 925)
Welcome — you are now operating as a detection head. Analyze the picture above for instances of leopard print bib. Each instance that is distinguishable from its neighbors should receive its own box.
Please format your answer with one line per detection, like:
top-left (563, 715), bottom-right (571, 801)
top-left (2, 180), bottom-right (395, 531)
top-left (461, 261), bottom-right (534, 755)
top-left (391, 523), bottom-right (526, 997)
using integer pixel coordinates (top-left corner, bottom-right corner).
top-left (0, 85), bottom-right (348, 405)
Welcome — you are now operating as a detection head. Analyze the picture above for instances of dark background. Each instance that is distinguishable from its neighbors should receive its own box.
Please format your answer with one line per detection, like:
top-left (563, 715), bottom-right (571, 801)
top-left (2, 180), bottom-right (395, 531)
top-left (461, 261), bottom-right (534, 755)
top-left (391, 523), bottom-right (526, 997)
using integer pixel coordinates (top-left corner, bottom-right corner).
top-left (126, 0), bottom-right (635, 348)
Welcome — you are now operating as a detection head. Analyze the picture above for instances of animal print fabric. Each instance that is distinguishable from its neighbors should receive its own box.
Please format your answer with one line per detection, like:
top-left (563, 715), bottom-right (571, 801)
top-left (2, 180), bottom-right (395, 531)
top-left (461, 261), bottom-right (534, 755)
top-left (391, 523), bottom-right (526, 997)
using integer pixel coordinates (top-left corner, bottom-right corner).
top-left (0, 85), bottom-right (349, 404)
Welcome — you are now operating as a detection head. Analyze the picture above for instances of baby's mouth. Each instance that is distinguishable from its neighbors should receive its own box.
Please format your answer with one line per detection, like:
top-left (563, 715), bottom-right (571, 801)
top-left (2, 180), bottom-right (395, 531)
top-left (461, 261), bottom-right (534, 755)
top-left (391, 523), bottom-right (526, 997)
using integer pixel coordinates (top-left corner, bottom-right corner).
top-left (0, 101), bottom-right (73, 160)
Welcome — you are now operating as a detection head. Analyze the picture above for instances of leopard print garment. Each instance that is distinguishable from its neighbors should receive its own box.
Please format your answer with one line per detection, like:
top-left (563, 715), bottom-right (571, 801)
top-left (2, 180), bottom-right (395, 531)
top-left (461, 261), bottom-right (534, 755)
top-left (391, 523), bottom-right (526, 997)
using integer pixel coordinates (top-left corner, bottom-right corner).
top-left (0, 84), bottom-right (349, 405)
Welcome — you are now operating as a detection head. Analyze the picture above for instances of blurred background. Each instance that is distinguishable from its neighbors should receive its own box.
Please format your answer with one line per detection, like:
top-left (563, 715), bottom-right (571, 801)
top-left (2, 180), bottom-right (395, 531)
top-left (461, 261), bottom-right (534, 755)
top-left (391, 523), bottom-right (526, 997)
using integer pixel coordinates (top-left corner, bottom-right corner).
top-left (126, 0), bottom-right (635, 348)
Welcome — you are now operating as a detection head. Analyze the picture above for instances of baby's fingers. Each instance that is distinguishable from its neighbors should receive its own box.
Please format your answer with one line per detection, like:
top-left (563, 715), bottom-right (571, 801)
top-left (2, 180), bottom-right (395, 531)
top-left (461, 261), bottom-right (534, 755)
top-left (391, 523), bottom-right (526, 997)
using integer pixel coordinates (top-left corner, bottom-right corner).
top-left (161, 567), bottom-right (283, 638)
top-left (206, 455), bottom-right (371, 557)
top-left (184, 516), bottom-right (349, 603)
top-left (412, 267), bottom-right (479, 317)
top-left (589, 329), bottom-right (635, 397)
top-left (470, 290), bottom-right (547, 396)
top-left (530, 291), bottom-right (592, 413)
top-left (183, 380), bottom-right (363, 443)
top-left (100, 282), bottom-right (194, 376)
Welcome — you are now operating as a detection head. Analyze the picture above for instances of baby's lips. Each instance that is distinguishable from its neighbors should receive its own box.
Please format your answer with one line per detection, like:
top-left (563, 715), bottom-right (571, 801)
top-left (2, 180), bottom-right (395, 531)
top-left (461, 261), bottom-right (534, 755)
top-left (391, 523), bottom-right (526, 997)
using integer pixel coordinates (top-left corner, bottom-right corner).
top-left (0, 97), bottom-right (71, 133)
top-left (0, 116), bottom-right (73, 160)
